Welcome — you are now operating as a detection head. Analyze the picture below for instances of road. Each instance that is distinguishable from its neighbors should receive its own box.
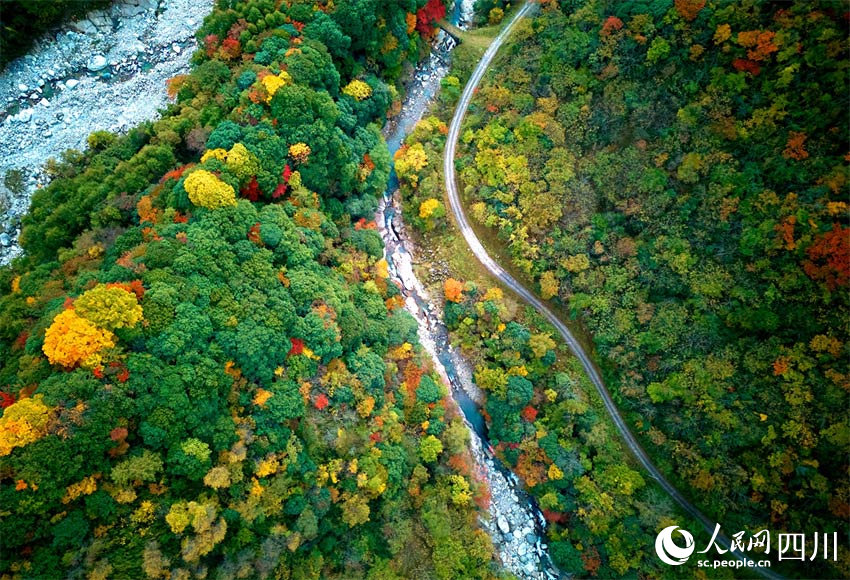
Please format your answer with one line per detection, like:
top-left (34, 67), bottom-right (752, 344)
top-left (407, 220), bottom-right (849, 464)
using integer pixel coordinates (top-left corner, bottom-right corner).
top-left (442, 3), bottom-right (782, 577)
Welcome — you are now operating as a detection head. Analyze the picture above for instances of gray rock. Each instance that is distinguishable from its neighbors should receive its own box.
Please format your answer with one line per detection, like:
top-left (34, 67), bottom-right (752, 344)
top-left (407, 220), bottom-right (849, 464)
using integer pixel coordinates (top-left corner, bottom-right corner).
top-left (87, 55), bottom-right (108, 72)
top-left (172, 43), bottom-right (181, 53)
top-left (0, 233), bottom-right (10, 247)
top-left (65, 79), bottom-right (79, 89)
top-left (71, 19), bottom-right (97, 35)
top-left (526, 533), bottom-right (537, 544)
top-left (39, 98), bottom-right (49, 107)
top-left (17, 109), bottom-right (33, 123)
top-left (497, 516), bottom-right (510, 534)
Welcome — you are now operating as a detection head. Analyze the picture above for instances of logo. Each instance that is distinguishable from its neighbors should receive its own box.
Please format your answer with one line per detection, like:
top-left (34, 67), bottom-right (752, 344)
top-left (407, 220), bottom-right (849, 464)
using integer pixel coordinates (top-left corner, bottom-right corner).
top-left (655, 525), bottom-right (695, 566)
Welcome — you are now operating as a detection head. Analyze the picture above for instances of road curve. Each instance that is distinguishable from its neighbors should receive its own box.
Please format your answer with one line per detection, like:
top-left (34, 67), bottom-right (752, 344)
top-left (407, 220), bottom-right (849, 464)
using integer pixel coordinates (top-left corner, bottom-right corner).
top-left (442, 3), bottom-right (782, 577)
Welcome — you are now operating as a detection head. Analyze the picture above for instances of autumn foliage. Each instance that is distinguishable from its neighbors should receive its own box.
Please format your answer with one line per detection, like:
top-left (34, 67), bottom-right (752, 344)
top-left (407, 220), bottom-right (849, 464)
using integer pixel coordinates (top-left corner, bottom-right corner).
top-left (42, 309), bottom-right (116, 369)
top-left (444, 278), bottom-right (464, 303)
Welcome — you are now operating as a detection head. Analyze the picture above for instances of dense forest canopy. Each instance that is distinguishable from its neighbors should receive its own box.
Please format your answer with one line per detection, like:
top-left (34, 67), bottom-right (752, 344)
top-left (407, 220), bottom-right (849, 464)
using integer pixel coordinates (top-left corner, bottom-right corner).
top-left (438, 0), bottom-right (846, 577)
top-left (0, 1), bottom-right (505, 578)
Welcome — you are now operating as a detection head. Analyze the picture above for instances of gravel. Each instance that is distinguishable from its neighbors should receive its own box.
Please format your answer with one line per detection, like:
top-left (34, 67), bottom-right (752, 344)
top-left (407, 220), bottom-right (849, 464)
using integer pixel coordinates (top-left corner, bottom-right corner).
top-left (0, 0), bottom-right (214, 266)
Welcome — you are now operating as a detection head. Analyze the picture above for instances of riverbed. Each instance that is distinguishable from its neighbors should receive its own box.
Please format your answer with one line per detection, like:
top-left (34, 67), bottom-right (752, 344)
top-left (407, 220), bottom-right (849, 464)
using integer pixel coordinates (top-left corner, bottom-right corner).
top-left (0, 0), bottom-right (214, 265)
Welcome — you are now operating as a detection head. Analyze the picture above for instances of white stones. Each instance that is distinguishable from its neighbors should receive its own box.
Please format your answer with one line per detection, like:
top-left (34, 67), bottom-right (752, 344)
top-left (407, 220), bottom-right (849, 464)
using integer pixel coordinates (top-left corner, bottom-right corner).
top-left (86, 55), bottom-right (108, 72)
top-left (39, 98), bottom-right (50, 107)
top-left (498, 516), bottom-right (511, 534)
top-left (18, 83), bottom-right (28, 92)
top-left (17, 109), bottom-right (33, 123)
top-left (65, 79), bottom-right (79, 89)
top-left (172, 43), bottom-right (181, 53)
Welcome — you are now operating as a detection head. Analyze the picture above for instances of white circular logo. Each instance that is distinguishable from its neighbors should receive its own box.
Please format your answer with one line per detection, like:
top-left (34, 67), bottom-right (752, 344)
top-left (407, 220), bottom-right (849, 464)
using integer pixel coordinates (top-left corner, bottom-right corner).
top-left (655, 525), bottom-right (695, 566)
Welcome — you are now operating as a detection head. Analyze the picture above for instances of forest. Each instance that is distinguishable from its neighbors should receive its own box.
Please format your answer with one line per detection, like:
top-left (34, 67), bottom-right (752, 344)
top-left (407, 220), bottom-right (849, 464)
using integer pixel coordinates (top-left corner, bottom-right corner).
top-left (395, 0), bottom-right (848, 577)
top-left (0, 1), bottom-right (506, 578)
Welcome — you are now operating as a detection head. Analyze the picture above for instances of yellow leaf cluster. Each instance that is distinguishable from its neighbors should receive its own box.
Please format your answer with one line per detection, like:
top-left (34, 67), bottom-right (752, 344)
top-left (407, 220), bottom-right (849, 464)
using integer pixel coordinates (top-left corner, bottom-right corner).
top-left (262, 71), bottom-right (292, 103)
top-left (255, 455), bottom-right (279, 478)
top-left (224, 143), bottom-right (259, 181)
top-left (42, 310), bottom-right (115, 369)
top-left (184, 169), bottom-right (237, 210)
top-left (289, 142), bottom-right (312, 163)
top-left (419, 198), bottom-right (441, 219)
top-left (342, 79), bottom-right (373, 101)
top-left (548, 464), bottom-right (564, 481)
top-left (62, 475), bottom-right (98, 504)
top-left (0, 395), bottom-right (53, 456)
top-left (200, 148), bottom-right (228, 163)
top-left (75, 284), bottom-right (143, 330)
top-left (253, 388), bottom-right (273, 407)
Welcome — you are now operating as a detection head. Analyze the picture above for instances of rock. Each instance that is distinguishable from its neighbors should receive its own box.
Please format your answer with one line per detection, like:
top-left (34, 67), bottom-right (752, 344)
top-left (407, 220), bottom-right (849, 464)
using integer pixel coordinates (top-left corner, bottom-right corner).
top-left (497, 516), bottom-right (510, 534)
top-left (39, 98), bottom-right (49, 107)
top-left (526, 533), bottom-right (537, 544)
top-left (71, 19), bottom-right (97, 35)
top-left (18, 83), bottom-right (27, 92)
top-left (172, 43), bottom-right (181, 53)
top-left (65, 79), bottom-right (79, 89)
top-left (17, 109), bottom-right (33, 123)
top-left (87, 55), bottom-right (108, 72)
top-left (0, 233), bottom-right (10, 247)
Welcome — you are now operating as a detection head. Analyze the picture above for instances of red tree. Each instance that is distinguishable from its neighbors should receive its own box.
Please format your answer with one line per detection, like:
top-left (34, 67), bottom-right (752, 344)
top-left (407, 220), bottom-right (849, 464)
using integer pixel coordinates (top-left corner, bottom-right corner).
top-left (416, 0), bottom-right (446, 36)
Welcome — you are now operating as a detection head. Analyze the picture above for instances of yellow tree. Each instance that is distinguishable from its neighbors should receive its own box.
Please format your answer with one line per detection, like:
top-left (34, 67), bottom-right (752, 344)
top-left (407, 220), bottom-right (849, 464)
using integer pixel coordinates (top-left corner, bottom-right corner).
top-left (0, 395), bottom-right (54, 456)
top-left (43, 309), bottom-right (116, 368)
top-left (74, 284), bottom-right (143, 330)
top-left (184, 170), bottom-right (237, 209)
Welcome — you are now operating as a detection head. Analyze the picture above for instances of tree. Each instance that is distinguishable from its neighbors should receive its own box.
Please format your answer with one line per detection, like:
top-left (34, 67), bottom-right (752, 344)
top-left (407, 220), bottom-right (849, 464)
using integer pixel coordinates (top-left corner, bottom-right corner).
top-left (183, 170), bottom-right (237, 209)
top-left (74, 284), bottom-right (143, 330)
top-left (0, 394), bottom-right (53, 456)
top-left (419, 435), bottom-right (443, 462)
top-left (342, 79), bottom-right (373, 101)
top-left (444, 278), bottom-right (464, 303)
top-left (43, 309), bottom-right (116, 369)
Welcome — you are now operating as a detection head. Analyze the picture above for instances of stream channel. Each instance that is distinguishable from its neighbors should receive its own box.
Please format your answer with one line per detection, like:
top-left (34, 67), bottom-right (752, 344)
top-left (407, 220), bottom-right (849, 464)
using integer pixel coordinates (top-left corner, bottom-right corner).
top-left (377, 3), bottom-right (561, 578)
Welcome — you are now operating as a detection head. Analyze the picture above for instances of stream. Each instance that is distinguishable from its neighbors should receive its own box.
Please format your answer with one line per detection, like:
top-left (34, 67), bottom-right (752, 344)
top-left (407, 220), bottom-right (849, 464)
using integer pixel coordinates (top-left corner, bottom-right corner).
top-left (377, 4), bottom-right (561, 578)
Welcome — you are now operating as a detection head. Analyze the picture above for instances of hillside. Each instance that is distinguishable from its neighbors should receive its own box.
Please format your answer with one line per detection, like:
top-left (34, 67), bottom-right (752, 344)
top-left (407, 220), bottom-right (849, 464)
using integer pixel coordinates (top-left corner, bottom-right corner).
top-left (447, 0), bottom-right (848, 577)
top-left (0, 2), bottom-right (501, 578)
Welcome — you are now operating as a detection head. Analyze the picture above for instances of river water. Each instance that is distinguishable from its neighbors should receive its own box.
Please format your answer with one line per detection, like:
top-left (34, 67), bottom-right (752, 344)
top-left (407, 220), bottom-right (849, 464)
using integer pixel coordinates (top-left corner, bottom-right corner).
top-left (377, 5), bottom-right (561, 578)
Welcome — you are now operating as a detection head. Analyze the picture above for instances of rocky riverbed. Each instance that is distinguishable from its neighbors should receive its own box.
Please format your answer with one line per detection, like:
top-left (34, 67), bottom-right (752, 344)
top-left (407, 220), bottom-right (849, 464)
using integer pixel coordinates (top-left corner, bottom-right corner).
top-left (378, 191), bottom-right (559, 580)
top-left (0, 0), bottom-right (213, 265)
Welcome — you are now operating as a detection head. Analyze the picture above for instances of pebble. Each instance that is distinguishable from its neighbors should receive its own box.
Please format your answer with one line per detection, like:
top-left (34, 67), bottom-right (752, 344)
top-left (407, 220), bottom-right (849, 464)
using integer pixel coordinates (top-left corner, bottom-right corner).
top-left (87, 55), bottom-right (108, 72)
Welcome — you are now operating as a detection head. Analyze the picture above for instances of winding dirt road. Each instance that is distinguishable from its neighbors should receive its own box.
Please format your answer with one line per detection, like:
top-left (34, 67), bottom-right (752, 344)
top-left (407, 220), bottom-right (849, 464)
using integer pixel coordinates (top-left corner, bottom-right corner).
top-left (442, 3), bottom-right (782, 577)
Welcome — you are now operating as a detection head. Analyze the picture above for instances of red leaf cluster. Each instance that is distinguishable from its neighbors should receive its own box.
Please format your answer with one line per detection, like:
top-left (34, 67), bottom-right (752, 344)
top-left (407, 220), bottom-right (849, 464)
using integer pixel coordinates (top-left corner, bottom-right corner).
top-left (241, 176), bottom-right (262, 201)
top-left (0, 391), bottom-right (15, 409)
top-left (600, 16), bottom-right (624, 36)
top-left (732, 58), bottom-right (761, 75)
top-left (314, 393), bottom-right (329, 410)
top-left (288, 338), bottom-right (305, 356)
top-left (416, 0), bottom-right (446, 36)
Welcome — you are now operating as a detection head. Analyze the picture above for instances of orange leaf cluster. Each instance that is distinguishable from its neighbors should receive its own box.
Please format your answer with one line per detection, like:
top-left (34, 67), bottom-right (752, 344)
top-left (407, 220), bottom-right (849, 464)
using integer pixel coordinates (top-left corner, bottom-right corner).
top-left (444, 278), bottom-right (464, 303)
top-left (803, 224), bottom-right (850, 289)
top-left (783, 131), bottom-right (809, 160)
top-left (42, 310), bottom-right (115, 369)
top-left (674, 0), bottom-right (705, 21)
